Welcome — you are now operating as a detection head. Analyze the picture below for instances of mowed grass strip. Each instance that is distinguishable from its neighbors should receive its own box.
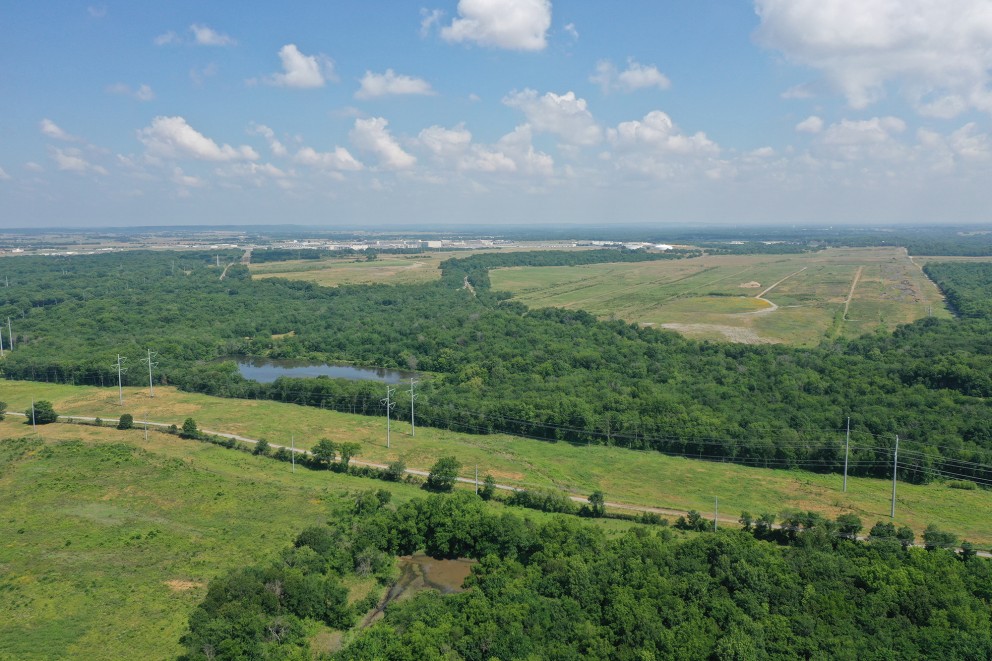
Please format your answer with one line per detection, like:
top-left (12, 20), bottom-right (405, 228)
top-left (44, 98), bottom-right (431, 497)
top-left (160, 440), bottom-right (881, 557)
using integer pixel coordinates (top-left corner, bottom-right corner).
top-left (490, 247), bottom-right (952, 346)
top-left (3, 380), bottom-right (988, 548)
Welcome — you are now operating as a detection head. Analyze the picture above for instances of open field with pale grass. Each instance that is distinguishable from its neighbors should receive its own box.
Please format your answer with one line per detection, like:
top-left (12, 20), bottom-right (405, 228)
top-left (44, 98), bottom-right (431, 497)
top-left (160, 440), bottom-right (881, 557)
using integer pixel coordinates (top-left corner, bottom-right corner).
top-left (490, 247), bottom-right (953, 345)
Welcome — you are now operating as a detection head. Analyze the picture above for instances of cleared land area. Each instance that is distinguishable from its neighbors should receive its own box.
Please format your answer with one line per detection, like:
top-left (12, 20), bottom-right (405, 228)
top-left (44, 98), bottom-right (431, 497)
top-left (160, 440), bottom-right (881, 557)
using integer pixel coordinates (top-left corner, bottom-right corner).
top-left (489, 247), bottom-right (952, 345)
top-left (249, 253), bottom-right (447, 286)
top-left (2, 381), bottom-right (988, 549)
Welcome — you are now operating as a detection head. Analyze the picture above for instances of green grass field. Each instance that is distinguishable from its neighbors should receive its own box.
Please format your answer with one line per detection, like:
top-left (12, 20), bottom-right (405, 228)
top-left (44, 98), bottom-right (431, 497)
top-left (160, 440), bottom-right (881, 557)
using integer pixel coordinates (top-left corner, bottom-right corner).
top-left (0, 414), bottom-right (640, 660)
top-left (2, 381), bottom-right (988, 550)
top-left (489, 247), bottom-right (952, 346)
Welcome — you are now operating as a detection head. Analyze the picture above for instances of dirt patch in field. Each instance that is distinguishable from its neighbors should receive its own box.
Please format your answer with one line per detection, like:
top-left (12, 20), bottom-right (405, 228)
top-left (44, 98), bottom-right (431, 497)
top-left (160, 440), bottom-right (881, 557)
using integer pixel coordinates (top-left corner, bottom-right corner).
top-left (165, 579), bottom-right (203, 592)
top-left (661, 323), bottom-right (774, 344)
top-left (489, 469), bottom-right (525, 481)
top-left (739, 281), bottom-right (761, 288)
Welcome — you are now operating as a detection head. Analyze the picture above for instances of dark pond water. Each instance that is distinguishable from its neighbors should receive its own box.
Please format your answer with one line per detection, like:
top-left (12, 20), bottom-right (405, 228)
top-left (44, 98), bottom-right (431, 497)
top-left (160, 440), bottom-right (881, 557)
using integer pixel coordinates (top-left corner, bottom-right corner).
top-left (227, 357), bottom-right (416, 384)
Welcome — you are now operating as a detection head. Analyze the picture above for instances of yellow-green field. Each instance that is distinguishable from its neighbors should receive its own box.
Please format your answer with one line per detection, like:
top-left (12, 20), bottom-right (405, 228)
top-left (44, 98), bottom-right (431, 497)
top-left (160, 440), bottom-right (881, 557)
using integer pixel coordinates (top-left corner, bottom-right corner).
top-left (248, 246), bottom-right (596, 288)
top-left (249, 254), bottom-right (447, 286)
top-left (2, 380), bottom-right (988, 548)
top-left (489, 247), bottom-right (952, 346)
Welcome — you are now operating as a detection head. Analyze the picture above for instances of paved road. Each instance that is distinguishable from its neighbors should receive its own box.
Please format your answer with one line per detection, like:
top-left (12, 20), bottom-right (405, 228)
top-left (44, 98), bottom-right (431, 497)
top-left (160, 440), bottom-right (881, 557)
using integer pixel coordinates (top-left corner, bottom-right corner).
top-left (8, 411), bottom-right (990, 558)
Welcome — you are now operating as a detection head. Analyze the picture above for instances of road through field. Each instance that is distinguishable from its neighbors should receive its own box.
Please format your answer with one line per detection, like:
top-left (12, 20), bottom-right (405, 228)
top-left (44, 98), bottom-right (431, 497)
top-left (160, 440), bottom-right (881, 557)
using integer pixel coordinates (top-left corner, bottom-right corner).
top-left (9, 411), bottom-right (989, 556)
top-left (843, 266), bottom-right (864, 320)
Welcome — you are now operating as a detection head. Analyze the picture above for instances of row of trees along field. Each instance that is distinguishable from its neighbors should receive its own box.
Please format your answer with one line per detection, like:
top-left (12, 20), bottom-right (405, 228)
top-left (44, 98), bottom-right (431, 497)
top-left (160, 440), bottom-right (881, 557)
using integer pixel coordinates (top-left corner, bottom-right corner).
top-left (1, 248), bottom-right (992, 483)
top-left (183, 490), bottom-right (992, 660)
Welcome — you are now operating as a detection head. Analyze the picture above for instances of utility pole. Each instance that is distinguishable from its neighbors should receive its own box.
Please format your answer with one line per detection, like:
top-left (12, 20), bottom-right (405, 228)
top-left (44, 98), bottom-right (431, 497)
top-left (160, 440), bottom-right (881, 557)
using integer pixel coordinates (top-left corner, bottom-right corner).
top-left (475, 465), bottom-right (479, 495)
top-left (0, 324), bottom-right (4, 357)
top-left (408, 378), bottom-right (418, 437)
top-left (890, 435), bottom-right (899, 519)
top-left (382, 386), bottom-right (396, 448)
top-left (714, 496), bottom-right (719, 531)
top-left (291, 434), bottom-right (295, 473)
top-left (7, 317), bottom-right (13, 349)
top-left (843, 417), bottom-right (850, 492)
top-left (31, 400), bottom-right (37, 433)
top-left (144, 412), bottom-right (148, 442)
top-left (115, 354), bottom-right (127, 405)
top-left (142, 349), bottom-right (157, 398)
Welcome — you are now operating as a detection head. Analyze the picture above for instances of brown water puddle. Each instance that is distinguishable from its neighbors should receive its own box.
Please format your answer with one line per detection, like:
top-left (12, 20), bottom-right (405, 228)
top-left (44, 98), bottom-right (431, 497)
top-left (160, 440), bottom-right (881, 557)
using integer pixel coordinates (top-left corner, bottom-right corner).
top-left (359, 554), bottom-right (476, 629)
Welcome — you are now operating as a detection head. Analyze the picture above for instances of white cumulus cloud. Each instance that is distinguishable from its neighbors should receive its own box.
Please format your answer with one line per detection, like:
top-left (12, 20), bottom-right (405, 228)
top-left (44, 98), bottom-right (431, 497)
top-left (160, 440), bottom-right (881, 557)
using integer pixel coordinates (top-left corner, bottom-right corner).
top-left (607, 110), bottom-right (720, 178)
top-left (795, 115), bottom-right (824, 134)
top-left (107, 83), bottom-right (154, 101)
top-left (294, 146), bottom-right (364, 171)
top-left (591, 59), bottom-right (671, 94)
top-left (51, 147), bottom-right (107, 175)
top-left (503, 89), bottom-right (601, 146)
top-left (817, 116), bottom-right (908, 161)
top-left (0, 166), bottom-right (10, 181)
top-left (754, 0), bottom-right (992, 116)
top-left (262, 44), bottom-right (335, 88)
top-left (249, 124), bottom-right (288, 158)
top-left (138, 116), bottom-right (259, 162)
top-left (40, 119), bottom-right (78, 142)
top-left (356, 70), bottom-right (435, 99)
top-left (349, 117), bottom-right (416, 170)
top-left (190, 24), bottom-right (236, 46)
top-left (416, 124), bottom-right (517, 173)
top-left (441, 0), bottom-right (552, 51)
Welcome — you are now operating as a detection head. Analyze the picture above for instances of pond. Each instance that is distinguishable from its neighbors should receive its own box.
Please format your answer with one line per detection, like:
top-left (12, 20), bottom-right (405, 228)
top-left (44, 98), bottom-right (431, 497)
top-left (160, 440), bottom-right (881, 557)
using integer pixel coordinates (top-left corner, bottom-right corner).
top-left (225, 357), bottom-right (417, 384)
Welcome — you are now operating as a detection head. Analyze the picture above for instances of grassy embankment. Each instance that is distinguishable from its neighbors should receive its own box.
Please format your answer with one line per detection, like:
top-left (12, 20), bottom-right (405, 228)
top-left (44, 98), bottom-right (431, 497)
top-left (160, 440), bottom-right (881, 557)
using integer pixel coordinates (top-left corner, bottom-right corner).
top-left (2, 381), bottom-right (988, 549)
top-left (0, 408), bottom-right (639, 660)
top-left (489, 247), bottom-right (953, 345)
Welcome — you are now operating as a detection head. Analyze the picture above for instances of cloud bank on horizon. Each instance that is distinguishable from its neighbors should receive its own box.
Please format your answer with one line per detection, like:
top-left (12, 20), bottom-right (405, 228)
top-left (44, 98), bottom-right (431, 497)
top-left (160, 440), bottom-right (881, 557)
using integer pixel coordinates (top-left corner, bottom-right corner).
top-left (2, 0), bottom-right (992, 227)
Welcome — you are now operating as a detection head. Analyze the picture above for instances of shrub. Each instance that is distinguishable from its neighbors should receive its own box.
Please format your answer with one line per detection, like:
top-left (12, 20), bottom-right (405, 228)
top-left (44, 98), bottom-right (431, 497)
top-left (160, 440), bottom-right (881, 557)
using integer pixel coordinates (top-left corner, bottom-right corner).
top-left (425, 456), bottom-right (461, 492)
top-left (25, 400), bottom-right (58, 425)
top-left (180, 418), bottom-right (198, 439)
top-left (947, 480), bottom-right (977, 490)
top-left (117, 414), bottom-right (134, 430)
top-left (384, 459), bottom-right (406, 482)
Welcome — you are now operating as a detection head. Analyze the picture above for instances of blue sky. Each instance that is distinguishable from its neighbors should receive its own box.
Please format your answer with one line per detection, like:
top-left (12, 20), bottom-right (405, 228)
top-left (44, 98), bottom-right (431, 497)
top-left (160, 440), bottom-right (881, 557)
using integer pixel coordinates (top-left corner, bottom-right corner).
top-left (2, 0), bottom-right (992, 228)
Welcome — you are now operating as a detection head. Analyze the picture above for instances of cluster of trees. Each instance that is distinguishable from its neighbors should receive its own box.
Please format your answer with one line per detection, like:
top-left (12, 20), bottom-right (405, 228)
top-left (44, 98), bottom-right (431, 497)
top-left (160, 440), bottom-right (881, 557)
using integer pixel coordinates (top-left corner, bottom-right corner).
top-left (185, 491), bottom-right (992, 660)
top-left (3, 249), bottom-right (992, 484)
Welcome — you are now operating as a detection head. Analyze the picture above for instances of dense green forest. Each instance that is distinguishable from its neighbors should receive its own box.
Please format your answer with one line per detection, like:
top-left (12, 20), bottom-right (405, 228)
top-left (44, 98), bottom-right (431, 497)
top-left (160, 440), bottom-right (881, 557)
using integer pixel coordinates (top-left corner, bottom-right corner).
top-left (1, 248), bottom-right (992, 484)
top-left (183, 490), bottom-right (992, 660)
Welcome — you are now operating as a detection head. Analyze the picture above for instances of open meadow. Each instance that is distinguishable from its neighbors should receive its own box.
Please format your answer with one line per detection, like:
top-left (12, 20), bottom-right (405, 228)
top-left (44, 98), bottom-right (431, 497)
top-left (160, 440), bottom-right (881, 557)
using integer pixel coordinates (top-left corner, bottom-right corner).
top-left (249, 253), bottom-right (447, 286)
top-left (0, 405), bottom-right (641, 660)
top-left (2, 381), bottom-right (988, 549)
top-left (489, 247), bottom-right (953, 345)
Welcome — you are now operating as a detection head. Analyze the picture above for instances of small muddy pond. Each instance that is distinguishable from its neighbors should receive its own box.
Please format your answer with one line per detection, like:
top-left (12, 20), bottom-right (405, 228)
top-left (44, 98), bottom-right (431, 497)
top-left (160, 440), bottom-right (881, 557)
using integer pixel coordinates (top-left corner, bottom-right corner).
top-left (223, 357), bottom-right (416, 384)
top-left (361, 554), bottom-right (476, 629)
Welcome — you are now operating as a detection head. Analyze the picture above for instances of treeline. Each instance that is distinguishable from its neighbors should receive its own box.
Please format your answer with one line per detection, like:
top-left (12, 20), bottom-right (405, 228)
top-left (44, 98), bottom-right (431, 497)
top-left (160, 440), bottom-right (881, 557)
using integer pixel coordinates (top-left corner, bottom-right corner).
top-left (185, 491), bottom-right (992, 660)
top-left (251, 246), bottom-right (432, 263)
top-left (924, 262), bottom-right (992, 318)
top-left (438, 247), bottom-right (700, 292)
top-left (2, 250), bottom-right (992, 483)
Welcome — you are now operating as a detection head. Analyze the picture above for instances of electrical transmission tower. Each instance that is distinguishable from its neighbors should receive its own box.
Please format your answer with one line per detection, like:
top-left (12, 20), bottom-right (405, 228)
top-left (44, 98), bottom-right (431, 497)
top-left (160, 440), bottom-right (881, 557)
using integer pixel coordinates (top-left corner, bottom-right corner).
top-left (114, 354), bottom-right (127, 405)
top-left (408, 378), bottom-right (418, 437)
top-left (382, 386), bottom-right (396, 448)
top-left (142, 349), bottom-right (158, 398)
